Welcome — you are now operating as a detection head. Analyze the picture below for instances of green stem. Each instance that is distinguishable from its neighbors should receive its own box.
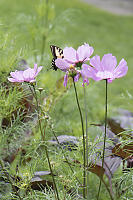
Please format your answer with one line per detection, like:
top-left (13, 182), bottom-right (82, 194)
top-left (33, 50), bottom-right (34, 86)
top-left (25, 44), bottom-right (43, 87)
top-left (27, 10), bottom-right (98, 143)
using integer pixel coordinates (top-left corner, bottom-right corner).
top-left (40, 34), bottom-right (46, 65)
top-left (84, 87), bottom-right (89, 199)
top-left (40, 0), bottom-right (49, 65)
top-left (51, 129), bottom-right (81, 185)
top-left (0, 159), bottom-right (22, 200)
top-left (45, 0), bottom-right (49, 27)
top-left (73, 79), bottom-right (86, 199)
top-left (32, 37), bottom-right (37, 63)
top-left (29, 84), bottom-right (45, 141)
top-left (102, 179), bottom-right (114, 200)
top-left (97, 79), bottom-right (108, 200)
top-left (31, 84), bottom-right (60, 200)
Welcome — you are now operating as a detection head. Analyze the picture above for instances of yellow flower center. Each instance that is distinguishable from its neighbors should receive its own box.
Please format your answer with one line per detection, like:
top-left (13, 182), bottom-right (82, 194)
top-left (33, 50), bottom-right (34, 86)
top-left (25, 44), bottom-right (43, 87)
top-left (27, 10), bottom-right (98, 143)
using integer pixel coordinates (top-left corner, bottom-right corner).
top-left (69, 65), bottom-right (75, 70)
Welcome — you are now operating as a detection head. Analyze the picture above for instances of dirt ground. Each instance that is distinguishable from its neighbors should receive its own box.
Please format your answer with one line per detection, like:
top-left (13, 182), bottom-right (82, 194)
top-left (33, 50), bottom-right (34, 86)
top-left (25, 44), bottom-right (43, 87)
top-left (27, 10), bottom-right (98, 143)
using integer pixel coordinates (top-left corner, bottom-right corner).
top-left (81, 0), bottom-right (133, 15)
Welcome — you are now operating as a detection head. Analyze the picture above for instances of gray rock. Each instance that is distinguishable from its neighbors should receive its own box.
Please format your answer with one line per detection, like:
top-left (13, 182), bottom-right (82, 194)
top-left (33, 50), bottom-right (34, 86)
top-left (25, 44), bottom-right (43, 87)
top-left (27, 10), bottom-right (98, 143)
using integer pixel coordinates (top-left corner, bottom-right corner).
top-left (48, 135), bottom-right (79, 151)
top-left (34, 171), bottom-right (51, 177)
top-left (108, 109), bottom-right (133, 138)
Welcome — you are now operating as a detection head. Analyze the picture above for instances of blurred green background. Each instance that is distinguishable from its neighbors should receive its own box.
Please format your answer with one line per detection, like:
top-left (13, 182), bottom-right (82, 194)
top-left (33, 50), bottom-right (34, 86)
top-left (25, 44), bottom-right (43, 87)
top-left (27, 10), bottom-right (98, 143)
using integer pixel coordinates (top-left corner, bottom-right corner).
top-left (0, 0), bottom-right (133, 136)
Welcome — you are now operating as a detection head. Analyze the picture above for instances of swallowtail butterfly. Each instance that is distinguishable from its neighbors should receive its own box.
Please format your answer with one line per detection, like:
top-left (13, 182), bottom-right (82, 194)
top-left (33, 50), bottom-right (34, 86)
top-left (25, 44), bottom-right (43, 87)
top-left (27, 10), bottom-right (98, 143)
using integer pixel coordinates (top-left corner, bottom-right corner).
top-left (50, 45), bottom-right (64, 70)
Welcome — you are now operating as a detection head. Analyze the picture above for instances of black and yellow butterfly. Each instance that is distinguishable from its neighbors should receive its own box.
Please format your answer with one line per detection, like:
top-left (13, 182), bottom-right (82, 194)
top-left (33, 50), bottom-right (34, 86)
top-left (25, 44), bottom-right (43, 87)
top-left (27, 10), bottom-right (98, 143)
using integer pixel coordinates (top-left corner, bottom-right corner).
top-left (50, 45), bottom-right (64, 70)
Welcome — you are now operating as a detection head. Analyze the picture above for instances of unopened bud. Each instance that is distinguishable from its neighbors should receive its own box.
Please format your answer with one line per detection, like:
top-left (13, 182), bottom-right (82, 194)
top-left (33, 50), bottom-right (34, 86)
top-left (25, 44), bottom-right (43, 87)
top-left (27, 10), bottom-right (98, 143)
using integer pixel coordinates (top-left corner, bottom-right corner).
top-left (38, 87), bottom-right (44, 93)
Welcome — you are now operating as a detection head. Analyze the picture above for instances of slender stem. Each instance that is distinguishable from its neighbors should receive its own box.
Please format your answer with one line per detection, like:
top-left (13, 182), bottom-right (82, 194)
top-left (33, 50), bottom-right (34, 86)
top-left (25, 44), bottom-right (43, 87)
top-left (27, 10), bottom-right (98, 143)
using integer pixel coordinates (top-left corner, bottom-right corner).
top-left (45, 144), bottom-right (60, 200)
top-left (84, 87), bottom-right (89, 199)
top-left (32, 37), bottom-right (37, 63)
top-left (40, 0), bottom-right (49, 65)
top-left (31, 84), bottom-right (60, 200)
top-left (0, 160), bottom-right (22, 200)
top-left (97, 79), bottom-right (108, 200)
top-left (73, 78), bottom-right (86, 199)
top-left (29, 84), bottom-right (45, 141)
top-left (45, 0), bottom-right (49, 27)
top-left (102, 179), bottom-right (114, 200)
top-left (51, 129), bottom-right (81, 185)
top-left (40, 34), bottom-right (46, 65)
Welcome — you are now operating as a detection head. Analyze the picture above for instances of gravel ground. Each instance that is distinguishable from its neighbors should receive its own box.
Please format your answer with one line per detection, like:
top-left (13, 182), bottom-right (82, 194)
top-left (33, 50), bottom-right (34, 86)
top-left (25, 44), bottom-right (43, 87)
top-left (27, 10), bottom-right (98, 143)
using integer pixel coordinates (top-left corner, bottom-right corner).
top-left (81, 0), bottom-right (133, 15)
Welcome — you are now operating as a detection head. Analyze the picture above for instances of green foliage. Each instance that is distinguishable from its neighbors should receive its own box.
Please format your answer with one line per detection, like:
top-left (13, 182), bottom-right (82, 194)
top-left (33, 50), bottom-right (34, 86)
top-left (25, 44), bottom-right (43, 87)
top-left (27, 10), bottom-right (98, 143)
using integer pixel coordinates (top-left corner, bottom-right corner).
top-left (0, 31), bottom-right (24, 82)
top-left (0, 86), bottom-right (22, 118)
top-left (114, 169), bottom-right (133, 200)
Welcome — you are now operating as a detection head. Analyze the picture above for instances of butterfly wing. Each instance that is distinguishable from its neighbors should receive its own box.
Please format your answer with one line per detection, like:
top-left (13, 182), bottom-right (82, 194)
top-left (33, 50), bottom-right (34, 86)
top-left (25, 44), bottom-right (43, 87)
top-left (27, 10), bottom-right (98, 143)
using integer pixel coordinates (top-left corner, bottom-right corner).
top-left (50, 45), bottom-right (64, 70)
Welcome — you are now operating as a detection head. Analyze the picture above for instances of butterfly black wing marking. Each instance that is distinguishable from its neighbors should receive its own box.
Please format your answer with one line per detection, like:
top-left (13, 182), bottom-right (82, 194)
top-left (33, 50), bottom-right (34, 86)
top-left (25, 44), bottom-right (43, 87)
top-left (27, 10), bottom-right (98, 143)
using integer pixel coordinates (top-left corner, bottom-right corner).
top-left (50, 45), bottom-right (64, 71)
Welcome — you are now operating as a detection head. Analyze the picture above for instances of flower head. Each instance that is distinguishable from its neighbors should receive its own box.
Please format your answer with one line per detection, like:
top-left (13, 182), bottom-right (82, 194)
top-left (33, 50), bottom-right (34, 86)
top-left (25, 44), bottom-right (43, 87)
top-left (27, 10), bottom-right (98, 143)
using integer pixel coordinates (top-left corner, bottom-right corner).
top-left (55, 58), bottom-right (78, 87)
top-left (81, 64), bottom-right (94, 87)
top-left (90, 54), bottom-right (128, 83)
top-left (63, 43), bottom-right (94, 66)
top-left (54, 43), bottom-right (94, 87)
top-left (8, 64), bottom-right (42, 83)
top-left (55, 58), bottom-right (93, 87)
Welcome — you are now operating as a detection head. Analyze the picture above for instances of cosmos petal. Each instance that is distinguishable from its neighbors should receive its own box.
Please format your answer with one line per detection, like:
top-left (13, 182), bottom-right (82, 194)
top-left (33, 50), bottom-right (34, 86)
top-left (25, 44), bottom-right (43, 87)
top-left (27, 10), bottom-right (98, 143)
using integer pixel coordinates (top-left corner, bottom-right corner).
top-left (63, 47), bottom-right (77, 63)
top-left (77, 43), bottom-right (94, 62)
top-left (113, 58), bottom-right (128, 78)
top-left (101, 54), bottom-right (117, 72)
top-left (90, 55), bottom-right (101, 70)
top-left (64, 73), bottom-right (68, 87)
top-left (55, 58), bottom-right (70, 72)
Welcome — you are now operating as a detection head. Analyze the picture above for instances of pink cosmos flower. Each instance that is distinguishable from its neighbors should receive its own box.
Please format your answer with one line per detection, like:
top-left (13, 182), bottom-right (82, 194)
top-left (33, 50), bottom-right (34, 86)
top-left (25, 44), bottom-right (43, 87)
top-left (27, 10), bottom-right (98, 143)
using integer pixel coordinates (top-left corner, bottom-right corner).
top-left (80, 64), bottom-right (94, 86)
top-left (8, 64), bottom-right (42, 83)
top-left (55, 58), bottom-right (93, 87)
top-left (55, 43), bottom-right (94, 87)
top-left (89, 54), bottom-right (128, 83)
top-left (55, 58), bottom-right (77, 87)
top-left (63, 43), bottom-right (94, 65)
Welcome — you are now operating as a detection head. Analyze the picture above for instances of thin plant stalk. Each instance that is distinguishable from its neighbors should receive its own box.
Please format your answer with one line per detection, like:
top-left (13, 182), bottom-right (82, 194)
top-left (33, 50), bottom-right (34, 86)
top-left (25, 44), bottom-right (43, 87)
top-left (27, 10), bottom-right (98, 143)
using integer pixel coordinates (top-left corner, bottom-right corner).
top-left (97, 79), bottom-right (108, 200)
top-left (0, 159), bottom-right (22, 200)
top-left (40, 0), bottom-right (49, 64)
top-left (28, 84), bottom-right (45, 140)
top-left (102, 179), bottom-right (114, 200)
top-left (73, 78), bottom-right (86, 199)
top-left (32, 37), bottom-right (37, 63)
top-left (31, 84), bottom-right (60, 200)
top-left (84, 86), bottom-right (89, 199)
top-left (45, 0), bottom-right (49, 27)
top-left (51, 128), bottom-right (81, 185)
top-left (40, 34), bottom-right (46, 65)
